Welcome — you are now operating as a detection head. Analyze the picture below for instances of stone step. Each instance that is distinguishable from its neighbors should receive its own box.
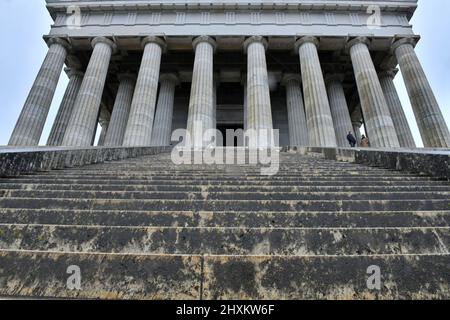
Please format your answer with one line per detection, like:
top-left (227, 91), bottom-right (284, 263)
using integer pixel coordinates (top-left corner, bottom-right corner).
top-left (21, 173), bottom-right (438, 182)
top-left (41, 167), bottom-right (415, 177)
top-left (6, 176), bottom-right (447, 186)
top-left (1, 190), bottom-right (449, 201)
top-left (3, 178), bottom-right (447, 187)
top-left (0, 197), bottom-right (448, 212)
top-left (1, 183), bottom-right (448, 193)
top-left (1, 209), bottom-right (449, 228)
top-left (0, 224), bottom-right (448, 255)
top-left (0, 250), bottom-right (448, 299)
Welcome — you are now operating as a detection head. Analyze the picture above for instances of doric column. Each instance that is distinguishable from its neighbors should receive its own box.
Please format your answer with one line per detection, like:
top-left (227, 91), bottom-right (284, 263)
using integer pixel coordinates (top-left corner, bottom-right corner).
top-left (281, 74), bottom-right (309, 146)
top-left (123, 37), bottom-right (166, 146)
top-left (62, 37), bottom-right (116, 146)
top-left (9, 38), bottom-right (70, 146)
top-left (351, 105), bottom-right (363, 145)
top-left (186, 36), bottom-right (216, 148)
top-left (347, 37), bottom-right (400, 148)
top-left (242, 78), bottom-right (248, 132)
top-left (97, 121), bottom-right (109, 146)
top-left (47, 67), bottom-right (84, 146)
top-left (325, 74), bottom-right (354, 147)
top-left (378, 69), bottom-right (416, 148)
top-left (212, 73), bottom-right (220, 132)
top-left (151, 73), bottom-right (179, 146)
top-left (104, 74), bottom-right (136, 146)
top-left (244, 36), bottom-right (274, 146)
top-left (392, 38), bottom-right (450, 148)
top-left (295, 37), bottom-right (337, 147)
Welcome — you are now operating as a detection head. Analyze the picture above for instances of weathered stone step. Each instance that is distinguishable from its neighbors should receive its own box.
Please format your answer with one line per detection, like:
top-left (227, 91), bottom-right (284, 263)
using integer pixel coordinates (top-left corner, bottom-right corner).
top-left (2, 190), bottom-right (449, 201)
top-left (1, 209), bottom-right (449, 228)
top-left (0, 250), bottom-right (201, 300)
top-left (0, 197), bottom-right (448, 212)
top-left (6, 176), bottom-right (446, 186)
top-left (3, 178), bottom-right (447, 187)
top-left (1, 183), bottom-right (448, 193)
top-left (72, 167), bottom-right (388, 173)
top-left (22, 173), bottom-right (436, 182)
top-left (0, 250), bottom-right (448, 299)
top-left (0, 224), bottom-right (448, 255)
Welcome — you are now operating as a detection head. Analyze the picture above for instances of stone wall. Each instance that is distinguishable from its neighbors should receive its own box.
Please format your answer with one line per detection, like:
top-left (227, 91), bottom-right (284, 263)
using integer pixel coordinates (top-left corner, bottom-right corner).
top-left (0, 146), bottom-right (172, 177)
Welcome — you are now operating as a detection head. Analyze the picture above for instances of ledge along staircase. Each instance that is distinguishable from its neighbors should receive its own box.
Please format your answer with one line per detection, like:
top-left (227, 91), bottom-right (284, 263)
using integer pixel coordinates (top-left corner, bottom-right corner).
top-left (0, 149), bottom-right (449, 299)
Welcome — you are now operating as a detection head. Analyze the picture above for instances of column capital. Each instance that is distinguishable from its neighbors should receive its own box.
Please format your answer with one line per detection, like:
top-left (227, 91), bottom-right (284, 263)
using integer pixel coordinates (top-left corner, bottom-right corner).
top-left (378, 68), bottom-right (398, 79)
top-left (91, 37), bottom-right (117, 53)
top-left (64, 67), bottom-right (84, 78)
top-left (117, 73), bottom-right (137, 83)
top-left (324, 74), bottom-right (345, 86)
top-left (47, 37), bottom-right (71, 51)
top-left (391, 37), bottom-right (417, 54)
top-left (281, 73), bottom-right (301, 86)
top-left (294, 36), bottom-right (319, 53)
top-left (346, 37), bottom-right (371, 52)
top-left (243, 36), bottom-right (268, 54)
top-left (159, 73), bottom-right (180, 85)
top-left (142, 36), bottom-right (167, 52)
top-left (193, 36), bottom-right (217, 53)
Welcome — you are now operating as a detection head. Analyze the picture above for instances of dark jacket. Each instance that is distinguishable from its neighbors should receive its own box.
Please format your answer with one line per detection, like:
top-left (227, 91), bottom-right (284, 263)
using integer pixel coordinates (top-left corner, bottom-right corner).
top-left (347, 133), bottom-right (356, 145)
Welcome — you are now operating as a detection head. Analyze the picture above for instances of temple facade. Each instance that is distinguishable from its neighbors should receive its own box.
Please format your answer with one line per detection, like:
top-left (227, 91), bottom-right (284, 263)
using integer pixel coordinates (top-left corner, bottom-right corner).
top-left (8, 0), bottom-right (450, 148)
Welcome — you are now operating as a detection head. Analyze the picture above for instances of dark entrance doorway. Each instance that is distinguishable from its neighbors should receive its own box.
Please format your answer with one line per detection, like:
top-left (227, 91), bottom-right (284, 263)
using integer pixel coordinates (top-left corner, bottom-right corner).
top-left (216, 124), bottom-right (244, 147)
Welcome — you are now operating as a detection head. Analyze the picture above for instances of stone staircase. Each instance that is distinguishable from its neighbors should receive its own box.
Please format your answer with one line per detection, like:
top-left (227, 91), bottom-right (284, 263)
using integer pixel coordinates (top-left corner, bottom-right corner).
top-left (0, 150), bottom-right (449, 299)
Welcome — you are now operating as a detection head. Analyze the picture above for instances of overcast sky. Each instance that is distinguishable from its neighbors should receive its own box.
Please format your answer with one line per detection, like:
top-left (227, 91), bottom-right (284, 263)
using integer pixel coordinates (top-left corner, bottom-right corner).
top-left (0, 0), bottom-right (448, 147)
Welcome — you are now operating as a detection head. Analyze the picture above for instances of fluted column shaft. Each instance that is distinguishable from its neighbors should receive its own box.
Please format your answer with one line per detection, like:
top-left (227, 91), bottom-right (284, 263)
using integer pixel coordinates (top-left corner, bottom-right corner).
top-left (242, 80), bottom-right (248, 131)
top-left (104, 75), bottom-right (136, 146)
top-left (62, 37), bottom-right (115, 146)
top-left (325, 76), bottom-right (354, 147)
top-left (295, 37), bottom-right (337, 147)
top-left (151, 74), bottom-right (178, 146)
top-left (282, 74), bottom-right (309, 146)
top-left (348, 38), bottom-right (400, 148)
top-left (244, 36), bottom-right (274, 147)
top-left (186, 36), bottom-right (216, 148)
top-left (379, 70), bottom-right (416, 148)
top-left (393, 39), bottom-right (450, 148)
top-left (47, 68), bottom-right (84, 146)
top-left (9, 38), bottom-right (70, 146)
top-left (123, 37), bottom-right (165, 146)
top-left (352, 122), bottom-right (362, 145)
top-left (97, 121), bottom-right (109, 146)
top-left (212, 75), bottom-right (219, 132)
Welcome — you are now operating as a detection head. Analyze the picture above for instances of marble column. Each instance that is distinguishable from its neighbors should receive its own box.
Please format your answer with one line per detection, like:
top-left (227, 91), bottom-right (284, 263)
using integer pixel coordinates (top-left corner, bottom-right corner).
top-left (378, 69), bottom-right (416, 148)
top-left (62, 37), bottom-right (116, 146)
top-left (295, 37), bottom-right (337, 147)
top-left (282, 74), bottom-right (309, 146)
top-left (186, 36), bottom-right (216, 148)
top-left (104, 74), bottom-right (136, 146)
top-left (325, 74), bottom-right (354, 147)
top-left (47, 67), bottom-right (84, 146)
top-left (151, 73), bottom-right (179, 146)
top-left (347, 37), bottom-right (400, 148)
top-left (97, 121), bottom-right (109, 146)
top-left (9, 38), bottom-right (70, 146)
top-left (123, 37), bottom-right (166, 146)
top-left (212, 73), bottom-right (220, 132)
top-left (392, 38), bottom-right (450, 148)
top-left (351, 105), bottom-right (363, 146)
top-left (244, 36), bottom-right (274, 147)
top-left (242, 78), bottom-right (248, 132)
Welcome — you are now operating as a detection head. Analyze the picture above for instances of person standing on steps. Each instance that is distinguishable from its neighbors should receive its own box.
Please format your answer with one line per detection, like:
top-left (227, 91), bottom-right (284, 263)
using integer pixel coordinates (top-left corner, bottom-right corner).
top-left (347, 132), bottom-right (357, 147)
top-left (361, 135), bottom-right (370, 148)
